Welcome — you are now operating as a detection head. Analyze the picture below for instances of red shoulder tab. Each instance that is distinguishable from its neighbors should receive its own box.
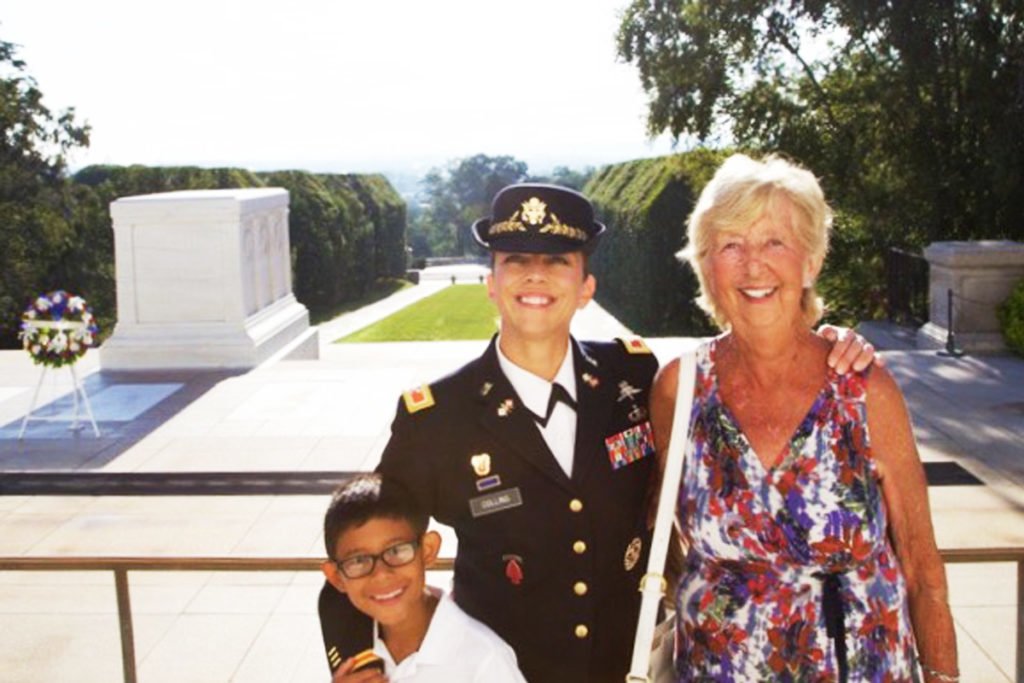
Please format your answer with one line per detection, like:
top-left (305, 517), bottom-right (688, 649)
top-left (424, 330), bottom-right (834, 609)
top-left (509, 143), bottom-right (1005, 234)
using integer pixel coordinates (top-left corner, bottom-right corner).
top-left (618, 336), bottom-right (652, 354)
top-left (402, 384), bottom-right (435, 414)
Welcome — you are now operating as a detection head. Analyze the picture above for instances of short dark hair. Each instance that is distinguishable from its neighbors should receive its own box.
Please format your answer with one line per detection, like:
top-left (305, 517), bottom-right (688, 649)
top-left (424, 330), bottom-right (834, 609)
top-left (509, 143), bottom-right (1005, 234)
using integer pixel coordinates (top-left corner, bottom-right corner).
top-left (322, 473), bottom-right (428, 558)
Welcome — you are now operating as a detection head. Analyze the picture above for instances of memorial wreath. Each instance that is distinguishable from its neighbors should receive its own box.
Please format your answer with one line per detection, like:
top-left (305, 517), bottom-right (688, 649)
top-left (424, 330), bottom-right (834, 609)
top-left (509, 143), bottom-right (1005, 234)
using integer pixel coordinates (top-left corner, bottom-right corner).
top-left (19, 290), bottom-right (99, 368)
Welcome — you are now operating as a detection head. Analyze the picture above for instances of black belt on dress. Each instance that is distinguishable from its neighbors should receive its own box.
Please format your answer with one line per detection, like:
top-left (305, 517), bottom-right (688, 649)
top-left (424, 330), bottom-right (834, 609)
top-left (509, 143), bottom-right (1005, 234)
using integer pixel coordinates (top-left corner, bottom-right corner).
top-left (819, 572), bottom-right (849, 683)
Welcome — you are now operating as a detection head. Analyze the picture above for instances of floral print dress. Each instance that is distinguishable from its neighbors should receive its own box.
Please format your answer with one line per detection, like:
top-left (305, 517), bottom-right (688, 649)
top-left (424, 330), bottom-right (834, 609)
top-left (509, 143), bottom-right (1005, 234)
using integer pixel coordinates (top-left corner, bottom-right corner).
top-left (673, 339), bottom-right (919, 682)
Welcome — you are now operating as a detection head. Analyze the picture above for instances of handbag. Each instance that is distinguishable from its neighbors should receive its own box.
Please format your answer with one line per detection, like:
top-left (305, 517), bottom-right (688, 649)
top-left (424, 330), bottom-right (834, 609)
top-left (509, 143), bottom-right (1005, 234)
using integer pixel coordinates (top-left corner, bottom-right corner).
top-left (626, 347), bottom-right (697, 683)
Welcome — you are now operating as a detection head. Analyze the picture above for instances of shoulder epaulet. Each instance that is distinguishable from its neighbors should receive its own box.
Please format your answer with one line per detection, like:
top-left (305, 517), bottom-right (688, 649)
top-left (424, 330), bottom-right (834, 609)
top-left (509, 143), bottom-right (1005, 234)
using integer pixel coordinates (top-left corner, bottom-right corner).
top-left (402, 384), bottom-right (436, 414)
top-left (617, 336), bottom-right (652, 355)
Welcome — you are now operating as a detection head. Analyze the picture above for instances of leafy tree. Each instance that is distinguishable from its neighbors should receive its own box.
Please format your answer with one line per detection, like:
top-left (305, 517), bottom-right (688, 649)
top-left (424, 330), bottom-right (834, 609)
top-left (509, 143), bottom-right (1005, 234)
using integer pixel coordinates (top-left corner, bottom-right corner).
top-left (0, 37), bottom-right (90, 348)
top-left (412, 154), bottom-right (529, 256)
top-left (618, 1), bottom-right (1024, 322)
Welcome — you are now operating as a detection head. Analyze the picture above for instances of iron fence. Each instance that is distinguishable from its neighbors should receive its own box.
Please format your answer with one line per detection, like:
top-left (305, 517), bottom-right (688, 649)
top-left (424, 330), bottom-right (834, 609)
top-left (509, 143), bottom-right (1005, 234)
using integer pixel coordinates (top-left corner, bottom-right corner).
top-left (886, 247), bottom-right (930, 325)
top-left (1, 550), bottom-right (1020, 682)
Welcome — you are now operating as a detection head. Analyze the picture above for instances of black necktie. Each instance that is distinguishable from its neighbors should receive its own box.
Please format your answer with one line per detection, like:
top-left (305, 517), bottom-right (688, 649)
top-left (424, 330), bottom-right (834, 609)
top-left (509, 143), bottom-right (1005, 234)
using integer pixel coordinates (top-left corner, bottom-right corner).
top-left (533, 383), bottom-right (577, 428)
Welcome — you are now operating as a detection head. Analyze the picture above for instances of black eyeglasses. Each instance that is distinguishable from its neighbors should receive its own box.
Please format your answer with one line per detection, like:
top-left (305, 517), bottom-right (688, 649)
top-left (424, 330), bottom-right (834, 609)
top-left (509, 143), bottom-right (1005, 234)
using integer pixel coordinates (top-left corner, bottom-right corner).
top-left (334, 539), bottom-right (421, 579)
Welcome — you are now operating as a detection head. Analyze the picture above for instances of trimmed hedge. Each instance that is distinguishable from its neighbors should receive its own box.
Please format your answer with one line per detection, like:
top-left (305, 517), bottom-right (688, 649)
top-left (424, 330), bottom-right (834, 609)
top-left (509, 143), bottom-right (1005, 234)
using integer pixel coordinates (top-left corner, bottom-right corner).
top-left (998, 279), bottom-right (1024, 356)
top-left (340, 174), bottom-right (407, 278)
top-left (584, 149), bottom-right (726, 336)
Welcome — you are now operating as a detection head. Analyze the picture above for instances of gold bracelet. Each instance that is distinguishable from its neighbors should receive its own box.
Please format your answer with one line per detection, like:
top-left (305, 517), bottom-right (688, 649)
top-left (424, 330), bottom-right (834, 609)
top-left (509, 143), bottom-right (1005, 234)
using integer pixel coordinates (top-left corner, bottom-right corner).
top-left (919, 661), bottom-right (960, 682)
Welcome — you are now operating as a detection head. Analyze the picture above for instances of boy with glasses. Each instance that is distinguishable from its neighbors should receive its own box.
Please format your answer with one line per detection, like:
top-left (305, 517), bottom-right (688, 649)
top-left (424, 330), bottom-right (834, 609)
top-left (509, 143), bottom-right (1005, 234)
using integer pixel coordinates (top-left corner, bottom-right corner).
top-left (321, 473), bottom-right (526, 682)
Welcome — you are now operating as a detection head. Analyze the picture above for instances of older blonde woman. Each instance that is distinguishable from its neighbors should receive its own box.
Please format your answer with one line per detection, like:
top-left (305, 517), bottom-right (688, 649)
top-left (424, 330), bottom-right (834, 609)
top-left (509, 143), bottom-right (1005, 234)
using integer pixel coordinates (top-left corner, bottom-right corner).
top-left (650, 154), bottom-right (957, 681)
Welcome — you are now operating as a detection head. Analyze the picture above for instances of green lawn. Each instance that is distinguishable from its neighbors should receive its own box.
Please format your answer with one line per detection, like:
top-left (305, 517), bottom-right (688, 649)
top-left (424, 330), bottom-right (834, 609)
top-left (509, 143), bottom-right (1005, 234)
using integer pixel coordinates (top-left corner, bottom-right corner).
top-left (337, 284), bottom-right (499, 342)
top-left (309, 278), bottom-right (413, 325)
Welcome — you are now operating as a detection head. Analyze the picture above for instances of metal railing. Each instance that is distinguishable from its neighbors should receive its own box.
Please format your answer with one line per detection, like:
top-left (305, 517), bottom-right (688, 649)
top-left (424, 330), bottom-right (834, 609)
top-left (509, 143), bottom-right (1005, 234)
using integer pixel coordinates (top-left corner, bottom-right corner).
top-left (1, 550), bottom-right (1020, 682)
top-left (886, 247), bottom-right (930, 325)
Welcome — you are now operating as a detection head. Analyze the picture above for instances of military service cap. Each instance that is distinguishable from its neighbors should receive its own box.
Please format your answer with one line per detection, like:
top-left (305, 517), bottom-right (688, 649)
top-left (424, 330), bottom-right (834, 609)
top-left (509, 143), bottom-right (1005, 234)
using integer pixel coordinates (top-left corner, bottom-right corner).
top-left (471, 183), bottom-right (606, 254)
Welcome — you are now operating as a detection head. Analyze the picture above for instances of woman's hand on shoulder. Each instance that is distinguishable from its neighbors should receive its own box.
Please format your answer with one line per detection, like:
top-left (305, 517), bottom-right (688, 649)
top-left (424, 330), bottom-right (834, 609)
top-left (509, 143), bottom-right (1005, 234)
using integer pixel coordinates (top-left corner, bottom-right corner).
top-left (818, 325), bottom-right (884, 374)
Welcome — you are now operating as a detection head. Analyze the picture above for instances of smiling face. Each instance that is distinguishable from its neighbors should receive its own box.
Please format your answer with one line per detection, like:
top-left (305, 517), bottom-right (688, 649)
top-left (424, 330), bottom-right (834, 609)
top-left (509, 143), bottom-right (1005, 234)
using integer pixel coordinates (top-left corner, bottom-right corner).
top-left (705, 195), bottom-right (819, 335)
top-left (487, 251), bottom-right (596, 351)
top-left (322, 517), bottom-right (440, 629)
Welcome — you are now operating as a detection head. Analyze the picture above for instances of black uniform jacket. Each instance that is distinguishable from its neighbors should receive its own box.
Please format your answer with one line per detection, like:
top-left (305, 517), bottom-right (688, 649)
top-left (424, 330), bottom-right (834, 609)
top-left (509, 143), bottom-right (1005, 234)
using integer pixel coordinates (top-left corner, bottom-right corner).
top-left (320, 336), bottom-right (659, 683)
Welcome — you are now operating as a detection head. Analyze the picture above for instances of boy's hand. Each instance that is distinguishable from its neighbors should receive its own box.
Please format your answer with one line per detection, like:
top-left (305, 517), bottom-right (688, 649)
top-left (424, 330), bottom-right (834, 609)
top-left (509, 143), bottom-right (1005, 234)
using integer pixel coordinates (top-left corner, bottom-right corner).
top-left (819, 325), bottom-right (884, 374)
top-left (332, 657), bottom-right (388, 683)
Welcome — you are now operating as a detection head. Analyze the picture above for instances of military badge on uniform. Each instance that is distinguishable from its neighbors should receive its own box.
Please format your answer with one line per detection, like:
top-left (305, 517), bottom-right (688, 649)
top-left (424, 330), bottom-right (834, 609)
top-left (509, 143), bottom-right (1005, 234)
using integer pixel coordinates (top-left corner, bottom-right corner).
top-left (582, 372), bottom-right (600, 389)
top-left (605, 421), bottom-right (655, 470)
top-left (623, 536), bottom-right (643, 571)
top-left (475, 475), bottom-right (502, 492)
top-left (497, 398), bottom-right (515, 417)
top-left (617, 380), bottom-right (642, 402)
top-left (469, 453), bottom-right (502, 491)
top-left (402, 384), bottom-right (435, 414)
top-left (619, 337), bottom-right (652, 354)
top-left (628, 404), bottom-right (649, 423)
top-left (503, 554), bottom-right (524, 585)
top-left (471, 453), bottom-right (491, 476)
top-left (480, 381), bottom-right (493, 397)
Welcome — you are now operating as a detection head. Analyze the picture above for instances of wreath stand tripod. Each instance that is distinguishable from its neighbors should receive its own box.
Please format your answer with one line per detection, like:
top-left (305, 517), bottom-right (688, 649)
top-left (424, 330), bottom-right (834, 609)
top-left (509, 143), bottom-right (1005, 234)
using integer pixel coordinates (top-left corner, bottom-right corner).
top-left (18, 362), bottom-right (100, 440)
top-left (18, 317), bottom-right (101, 440)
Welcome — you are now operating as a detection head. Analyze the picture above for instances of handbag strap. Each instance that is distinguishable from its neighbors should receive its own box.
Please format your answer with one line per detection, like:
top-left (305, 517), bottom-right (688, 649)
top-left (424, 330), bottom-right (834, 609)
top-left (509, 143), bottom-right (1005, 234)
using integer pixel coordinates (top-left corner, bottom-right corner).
top-left (626, 347), bottom-right (697, 683)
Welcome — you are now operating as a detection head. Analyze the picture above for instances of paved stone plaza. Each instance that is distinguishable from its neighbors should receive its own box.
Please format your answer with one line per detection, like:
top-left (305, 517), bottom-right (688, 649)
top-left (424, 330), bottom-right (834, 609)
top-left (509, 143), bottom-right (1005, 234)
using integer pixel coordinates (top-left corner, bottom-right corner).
top-left (0, 275), bottom-right (1021, 681)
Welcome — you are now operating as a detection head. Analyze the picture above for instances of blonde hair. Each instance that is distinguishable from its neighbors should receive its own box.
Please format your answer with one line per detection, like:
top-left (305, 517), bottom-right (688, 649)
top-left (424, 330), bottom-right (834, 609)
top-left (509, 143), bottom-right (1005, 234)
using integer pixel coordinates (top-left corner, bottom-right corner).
top-left (679, 153), bottom-right (832, 329)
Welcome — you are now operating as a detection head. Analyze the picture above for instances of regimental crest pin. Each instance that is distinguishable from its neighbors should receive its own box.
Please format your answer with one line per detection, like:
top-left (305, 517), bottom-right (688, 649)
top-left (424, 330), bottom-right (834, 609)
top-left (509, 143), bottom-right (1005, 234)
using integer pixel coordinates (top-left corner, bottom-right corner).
top-left (624, 536), bottom-right (643, 571)
top-left (502, 554), bottom-right (524, 585)
top-left (497, 398), bottom-right (515, 417)
top-left (480, 381), bottom-right (493, 397)
top-left (582, 372), bottom-right (600, 389)
top-left (471, 453), bottom-right (491, 477)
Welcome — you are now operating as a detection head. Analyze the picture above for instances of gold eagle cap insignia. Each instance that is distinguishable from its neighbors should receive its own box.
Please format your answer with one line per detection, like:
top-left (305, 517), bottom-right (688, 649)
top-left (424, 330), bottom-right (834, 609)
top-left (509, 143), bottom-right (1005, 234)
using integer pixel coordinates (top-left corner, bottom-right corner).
top-left (520, 197), bottom-right (548, 225)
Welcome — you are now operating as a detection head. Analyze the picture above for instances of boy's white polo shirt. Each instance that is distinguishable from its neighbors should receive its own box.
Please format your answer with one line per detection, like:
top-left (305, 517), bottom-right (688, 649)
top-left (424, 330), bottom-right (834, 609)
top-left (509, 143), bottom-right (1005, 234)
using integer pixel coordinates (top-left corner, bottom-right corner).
top-left (374, 586), bottom-right (525, 682)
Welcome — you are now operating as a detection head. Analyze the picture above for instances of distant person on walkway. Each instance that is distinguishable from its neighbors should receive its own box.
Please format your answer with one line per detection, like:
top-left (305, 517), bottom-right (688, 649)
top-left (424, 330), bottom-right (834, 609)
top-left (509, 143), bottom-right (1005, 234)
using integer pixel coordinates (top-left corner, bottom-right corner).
top-left (320, 182), bottom-right (878, 683)
top-left (649, 154), bottom-right (957, 681)
top-left (320, 473), bottom-right (525, 682)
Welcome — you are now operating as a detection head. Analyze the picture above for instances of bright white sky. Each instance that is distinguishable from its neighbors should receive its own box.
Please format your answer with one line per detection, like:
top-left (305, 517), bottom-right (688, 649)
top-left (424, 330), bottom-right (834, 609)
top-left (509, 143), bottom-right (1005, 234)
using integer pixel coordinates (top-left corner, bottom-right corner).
top-left (3, 0), bottom-right (679, 176)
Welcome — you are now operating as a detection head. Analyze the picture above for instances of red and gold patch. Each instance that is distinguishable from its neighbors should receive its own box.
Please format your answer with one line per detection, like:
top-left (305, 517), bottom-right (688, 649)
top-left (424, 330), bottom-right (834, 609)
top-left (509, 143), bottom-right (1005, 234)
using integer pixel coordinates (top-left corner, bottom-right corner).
top-left (402, 384), bottom-right (435, 414)
top-left (619, 336), bottom-right (652, 354)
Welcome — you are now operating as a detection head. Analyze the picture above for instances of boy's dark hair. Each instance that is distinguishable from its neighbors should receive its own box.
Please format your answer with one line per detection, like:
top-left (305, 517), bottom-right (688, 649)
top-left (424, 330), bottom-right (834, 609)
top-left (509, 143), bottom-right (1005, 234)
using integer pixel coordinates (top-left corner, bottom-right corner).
top-left (323, 473), bottom-right (428, 558)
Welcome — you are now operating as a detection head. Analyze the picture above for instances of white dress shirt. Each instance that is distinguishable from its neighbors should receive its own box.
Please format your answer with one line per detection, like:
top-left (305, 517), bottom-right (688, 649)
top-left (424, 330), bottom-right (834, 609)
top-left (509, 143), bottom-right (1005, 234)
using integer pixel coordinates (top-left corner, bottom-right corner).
top-left (374, 587), bottom-right (526, 682)
top-left (495, 338), bottom-right (577, 477)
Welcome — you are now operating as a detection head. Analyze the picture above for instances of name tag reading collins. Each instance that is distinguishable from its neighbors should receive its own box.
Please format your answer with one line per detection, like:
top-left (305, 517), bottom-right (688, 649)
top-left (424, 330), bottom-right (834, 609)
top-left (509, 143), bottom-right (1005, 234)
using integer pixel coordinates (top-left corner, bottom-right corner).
top-left (469, 487), bottom-right (523, 518)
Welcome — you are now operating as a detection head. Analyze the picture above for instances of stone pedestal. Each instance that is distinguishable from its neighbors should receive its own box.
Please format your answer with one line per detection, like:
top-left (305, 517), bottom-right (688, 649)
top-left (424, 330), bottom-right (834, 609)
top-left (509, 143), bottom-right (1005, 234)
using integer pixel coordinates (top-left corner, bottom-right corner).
top-left (101, 188), bottom-right (317, 370)
top-left (916, 240), bottom-right (1024, 353)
